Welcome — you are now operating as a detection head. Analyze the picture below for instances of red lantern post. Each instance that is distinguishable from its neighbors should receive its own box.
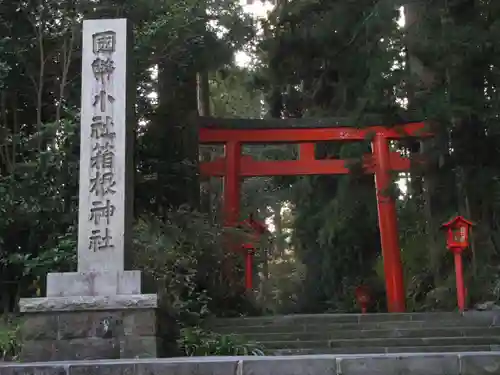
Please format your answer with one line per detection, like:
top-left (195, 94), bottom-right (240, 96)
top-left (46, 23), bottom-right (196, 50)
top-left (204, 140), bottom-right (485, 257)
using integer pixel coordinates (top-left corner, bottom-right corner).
top-left (441, 216), bottom-right (474, 312)
top-left (239, 214), bottom-right (267, 291)
top-left (355, 285), bottom-right (372, 314)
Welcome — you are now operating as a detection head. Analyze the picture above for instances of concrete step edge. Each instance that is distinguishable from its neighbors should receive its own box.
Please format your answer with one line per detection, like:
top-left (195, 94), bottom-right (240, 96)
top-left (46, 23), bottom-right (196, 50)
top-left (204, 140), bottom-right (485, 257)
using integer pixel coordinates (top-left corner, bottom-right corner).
top-left (209, 311), bottom-right (500, 326)
top-left (236, 327), bottom-right (500, 341)
top-left (260, 336), bottom-right (500, 349)
top-left (210, 322), bottom-right (499, 333)
top-left (270, 344), bottom-right (496, 355)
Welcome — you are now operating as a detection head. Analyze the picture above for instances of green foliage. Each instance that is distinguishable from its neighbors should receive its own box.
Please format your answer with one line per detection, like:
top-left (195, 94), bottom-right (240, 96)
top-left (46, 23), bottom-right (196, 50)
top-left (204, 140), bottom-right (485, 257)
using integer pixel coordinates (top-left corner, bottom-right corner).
top-left (178, 326), bottom-right (264, 356)
top-left (132, 207), bottom-right (252, 324)
top-left (248, 0), bottom-right (500, 313)
top-left (210, 68), bottom-right (264, 118)
top-left (0, 119), bottom-right (79, 303)
top-left (8, 232), bottom-right (76, 279)
top-left (0, 317), bottom-right (20, 361)
top-left (0, 0), bottom-right (255, 315)
top-left (5, 0), bottom-right (500, 325)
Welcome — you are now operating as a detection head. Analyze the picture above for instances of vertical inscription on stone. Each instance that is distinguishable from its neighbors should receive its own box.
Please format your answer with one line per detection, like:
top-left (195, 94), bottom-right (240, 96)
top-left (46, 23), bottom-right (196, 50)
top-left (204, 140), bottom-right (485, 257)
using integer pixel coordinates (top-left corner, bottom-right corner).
top-left (90, 30), bottom-right (116, 252)
top-left (78, 19), bottom-right (132, 272)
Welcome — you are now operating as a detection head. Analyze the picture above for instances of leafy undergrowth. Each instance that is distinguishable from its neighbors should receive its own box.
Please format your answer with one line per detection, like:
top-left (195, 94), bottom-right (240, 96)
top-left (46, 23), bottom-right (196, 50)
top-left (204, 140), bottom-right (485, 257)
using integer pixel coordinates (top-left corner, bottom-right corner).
top-left (178, 326), bottom-right (264, 356)
top-left (0, 317), bottom-right (20, 361)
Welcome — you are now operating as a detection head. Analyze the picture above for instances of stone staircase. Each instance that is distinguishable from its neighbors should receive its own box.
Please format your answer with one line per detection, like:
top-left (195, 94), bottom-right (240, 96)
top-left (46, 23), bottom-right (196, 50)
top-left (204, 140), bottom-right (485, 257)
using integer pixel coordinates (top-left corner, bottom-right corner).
top-left (208, 311), bottom-right (500, 355)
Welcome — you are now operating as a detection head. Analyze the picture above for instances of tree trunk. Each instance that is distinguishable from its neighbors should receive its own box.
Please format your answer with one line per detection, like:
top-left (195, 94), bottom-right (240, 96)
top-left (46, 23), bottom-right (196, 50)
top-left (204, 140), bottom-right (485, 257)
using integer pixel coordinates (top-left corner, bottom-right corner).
top-left (151, 59), bottom-right (199, 211)
top-left (198, 70), bottom-right (213, 216)
top-left (197, 71), bottom-right (210, 116)
top-left (404, 1), bottom-right (440, 282)
top-left (274, 201), bottom-right (285, 257)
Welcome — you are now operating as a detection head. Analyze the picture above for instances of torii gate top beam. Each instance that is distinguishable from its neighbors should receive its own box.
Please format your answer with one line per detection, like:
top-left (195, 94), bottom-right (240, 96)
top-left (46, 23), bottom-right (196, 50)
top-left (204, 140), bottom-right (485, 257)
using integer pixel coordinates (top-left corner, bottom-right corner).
top-left (200, 122), bottom-right (429, 144)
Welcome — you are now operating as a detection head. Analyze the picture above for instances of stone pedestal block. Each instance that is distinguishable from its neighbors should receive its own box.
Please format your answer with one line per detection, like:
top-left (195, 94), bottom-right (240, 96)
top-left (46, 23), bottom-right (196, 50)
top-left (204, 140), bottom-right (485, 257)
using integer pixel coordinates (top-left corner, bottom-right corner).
top-left (19, 294), bottom-right (161, 362)
top-left (46, 271), bottom-right (141, 297)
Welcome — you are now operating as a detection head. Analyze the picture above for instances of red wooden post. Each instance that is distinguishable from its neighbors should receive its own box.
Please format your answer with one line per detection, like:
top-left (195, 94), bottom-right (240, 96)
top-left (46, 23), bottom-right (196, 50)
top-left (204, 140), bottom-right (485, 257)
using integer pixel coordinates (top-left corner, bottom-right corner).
top-left (300, 143), bottom-right (315, 160)
top-left (224, 141), bottom-right (241, 227)
top-left (221, 141), bottom-right (241, 286)
top-left (355, 285), bottom-right (371, 314)
top-left (441, 216), bottom-right (474, 312)
top-left (454, 251), bottom-right (466, 311)
top-left (372, 135), bottom-right (406, 313)
top-left (245, 248), bottom-right (253, 290)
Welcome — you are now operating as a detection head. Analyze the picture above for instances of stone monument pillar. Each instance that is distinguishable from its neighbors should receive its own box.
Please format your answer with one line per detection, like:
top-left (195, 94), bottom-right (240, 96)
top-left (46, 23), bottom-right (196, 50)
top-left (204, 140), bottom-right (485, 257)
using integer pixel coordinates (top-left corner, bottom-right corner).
top-left (19, 18), bottom-right (160, 361)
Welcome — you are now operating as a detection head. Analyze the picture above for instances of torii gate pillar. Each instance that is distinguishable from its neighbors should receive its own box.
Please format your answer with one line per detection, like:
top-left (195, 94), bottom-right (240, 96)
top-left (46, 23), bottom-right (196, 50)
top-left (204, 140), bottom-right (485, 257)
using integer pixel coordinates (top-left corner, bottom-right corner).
top-left (373, 135), bottom-right (405, 313)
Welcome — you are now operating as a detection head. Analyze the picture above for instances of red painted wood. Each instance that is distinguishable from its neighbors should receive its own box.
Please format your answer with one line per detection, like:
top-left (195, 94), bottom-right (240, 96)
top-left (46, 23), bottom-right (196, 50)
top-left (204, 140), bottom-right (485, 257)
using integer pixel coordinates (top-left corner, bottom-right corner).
top-left (372, 135), bottom-right (406, 313)
top-left (245, 250), bottom-right (253, 291)
top-left (454, 252), bottom-right (466, 312)
top-left (300, 143), bottom-right (316, 160)
top-left (199, 122), bottom-right (429, 143)
top-left (200, 153), bottom-right (411, 177)
top-left (223, 141), bottom-right (241, 227)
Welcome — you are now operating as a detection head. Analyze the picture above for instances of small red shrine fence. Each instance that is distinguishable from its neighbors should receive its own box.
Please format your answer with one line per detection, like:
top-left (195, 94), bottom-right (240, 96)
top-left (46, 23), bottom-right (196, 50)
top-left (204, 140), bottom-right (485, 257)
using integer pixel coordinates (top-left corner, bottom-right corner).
top-left (198, 119), bottom-right (431, 313)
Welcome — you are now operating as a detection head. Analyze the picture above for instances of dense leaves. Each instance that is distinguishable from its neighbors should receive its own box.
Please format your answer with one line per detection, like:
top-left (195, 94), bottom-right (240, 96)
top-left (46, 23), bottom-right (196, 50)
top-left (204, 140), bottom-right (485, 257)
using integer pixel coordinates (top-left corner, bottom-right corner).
top-left (133, 209), bottom-right (253, 322)
top-left (253, 0), bottom-right (500, 312)
top-left (178, 326), bottom-right (264, 356)
top-left (0, 317), bottom-right (19, 361)
top-left (0, 0), bottom-right (254, 316)
top-left (2, 0), bottom-right (500, 346)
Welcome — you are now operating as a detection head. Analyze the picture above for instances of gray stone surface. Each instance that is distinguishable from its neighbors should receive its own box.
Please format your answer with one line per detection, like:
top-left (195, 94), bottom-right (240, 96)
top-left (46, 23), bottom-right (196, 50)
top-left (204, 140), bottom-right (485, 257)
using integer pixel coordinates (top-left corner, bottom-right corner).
top-left (19, 340), bottom-right (59, 363)
top-left (18, 307), bottom-right (160, 361)
top-left (0, 364), bottom-right (68, 375)
top-left (68, 364), bottom-right (136, 375)
top-left (239, 327), bottom-right (500, 342)
top-left (57, 311), bottom-right (120, 339)
top-left (122, 310), bottom-right (157, 336)
top-left (209, 311), bottom-right (500, 355)
top-left (133, 358), bottom-right (239, 375)
top-left (77, 17), bottom-right (134, 276)
top-left (240, 357), bottom-right (336, 375)
top-left (21, 314), bottom-right (58, 340)
top-left (46, 271), bottom-right (141, 297)
top-left (4, 353), bottom-right (500, 375)
top-left (210, 311), bottom-right (500, 328)
top-left (19, 294), bottom-right (157, 312)
top-left (212, 319), bottom-right (499, 335)
top-left (120, 336), bottom-right (160, 358)
top-left (460, 353), bottom-right (500, 374)
top-left (337, 354), bottom-right (460, 375)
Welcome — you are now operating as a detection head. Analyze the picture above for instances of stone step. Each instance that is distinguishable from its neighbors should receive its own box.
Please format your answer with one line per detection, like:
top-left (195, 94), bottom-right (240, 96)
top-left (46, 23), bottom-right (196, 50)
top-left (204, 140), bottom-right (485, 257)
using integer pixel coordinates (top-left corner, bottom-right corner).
top-left (236, 327), bottom-right (500, 342)
top-left (10, 352), bottom-right (500, 375)
top-left (271, 344), bottom-right (497, 355)
top-left (211, 319), bottom-right (498, 334)
top-left (210, 312), bottom-right (500, 356)
top-left (260, 336), bottom-right (500, 349)
top-left (209, 311), bottom-right (499, 328)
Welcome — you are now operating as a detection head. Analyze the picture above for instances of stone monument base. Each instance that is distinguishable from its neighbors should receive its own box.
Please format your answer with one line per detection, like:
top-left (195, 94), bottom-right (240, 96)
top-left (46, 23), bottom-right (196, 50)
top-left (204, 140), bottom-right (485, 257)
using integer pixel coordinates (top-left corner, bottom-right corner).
top-left (19, 294), bottom-right (160, 361)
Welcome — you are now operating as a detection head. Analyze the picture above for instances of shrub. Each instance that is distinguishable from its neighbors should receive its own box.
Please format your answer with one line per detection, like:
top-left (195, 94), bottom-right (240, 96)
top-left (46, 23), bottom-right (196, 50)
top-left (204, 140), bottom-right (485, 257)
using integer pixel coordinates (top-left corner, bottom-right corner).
top-left (0, 317), bottom-right (20, 361)
top-left (178, 326), bottom-right (264, 356)
top-left (132, 207), bottom-right (252, 324)
top-left (132, 208), bottom-right (262, 356)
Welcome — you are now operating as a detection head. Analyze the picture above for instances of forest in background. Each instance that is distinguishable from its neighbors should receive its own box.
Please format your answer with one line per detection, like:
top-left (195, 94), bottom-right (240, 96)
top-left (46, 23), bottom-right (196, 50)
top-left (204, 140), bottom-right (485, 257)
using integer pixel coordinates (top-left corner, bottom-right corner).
top-left (1, 0), bottom-right (500, 348)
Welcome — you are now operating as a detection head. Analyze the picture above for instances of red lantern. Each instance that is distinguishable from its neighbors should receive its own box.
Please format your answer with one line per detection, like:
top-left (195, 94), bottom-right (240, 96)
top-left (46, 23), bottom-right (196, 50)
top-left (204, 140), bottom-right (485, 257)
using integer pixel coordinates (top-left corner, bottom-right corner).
top-left (355, 285), bottom-right (371, 314)
top-left (441, 216), bottom-right (474, 312)
top-left (441, 216), bottom-right (473, 254)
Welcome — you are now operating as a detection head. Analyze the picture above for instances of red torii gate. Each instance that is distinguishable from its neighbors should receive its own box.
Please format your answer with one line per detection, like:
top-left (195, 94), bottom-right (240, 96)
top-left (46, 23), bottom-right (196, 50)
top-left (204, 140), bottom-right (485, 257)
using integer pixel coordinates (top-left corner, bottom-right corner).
top-left (198, 118), bottom-right (431, 313)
